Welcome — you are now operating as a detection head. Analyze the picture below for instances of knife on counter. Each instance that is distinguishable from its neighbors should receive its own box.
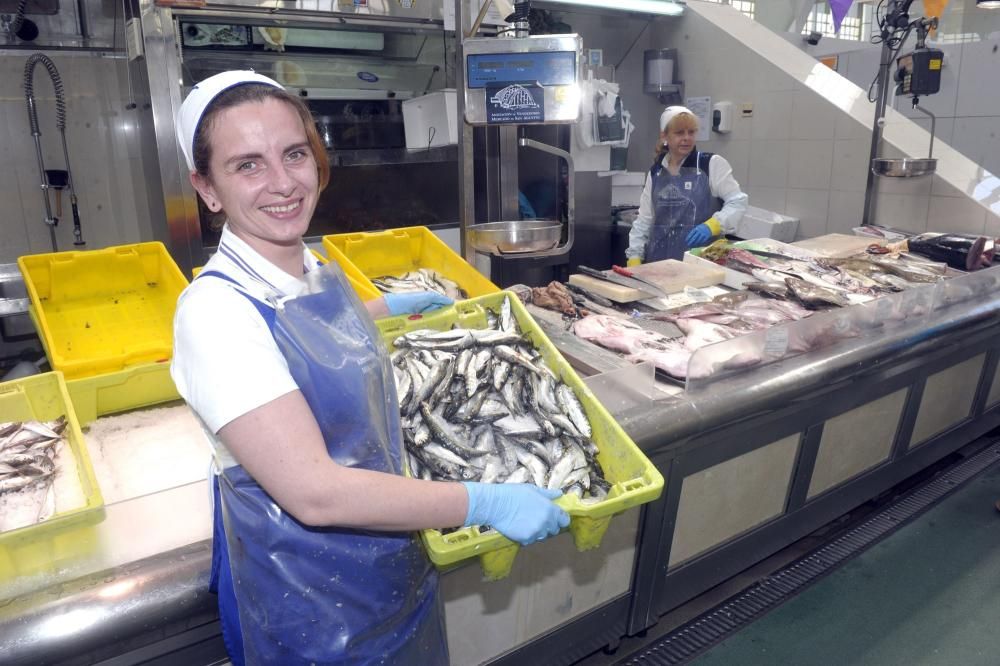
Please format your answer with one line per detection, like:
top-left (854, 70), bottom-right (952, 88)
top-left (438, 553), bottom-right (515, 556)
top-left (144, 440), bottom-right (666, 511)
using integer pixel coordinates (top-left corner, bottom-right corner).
top-left (610, 265), bottom-right (671, 298)
top-left (576, 265), bottom-right (666, 298)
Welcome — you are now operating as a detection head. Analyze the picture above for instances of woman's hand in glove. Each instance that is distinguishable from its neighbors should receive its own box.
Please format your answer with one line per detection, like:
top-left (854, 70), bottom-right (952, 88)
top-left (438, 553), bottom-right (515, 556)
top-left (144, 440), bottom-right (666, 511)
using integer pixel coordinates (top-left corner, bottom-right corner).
top-left (462, 482), bottom-right (570, 545)
top-left (383, 291), bottom-right (454, 315)
top-left (685, 223), bottom-right (714, 248)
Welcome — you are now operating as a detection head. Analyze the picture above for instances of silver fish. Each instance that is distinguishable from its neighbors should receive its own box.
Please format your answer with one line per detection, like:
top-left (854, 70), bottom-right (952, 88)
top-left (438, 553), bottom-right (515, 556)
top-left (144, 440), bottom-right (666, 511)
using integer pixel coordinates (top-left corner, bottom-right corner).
top-left (547, 456), bottom-right (575, 491)
top-left (499, 296), bottom-right (515, 332)
top-left (556, 385), bottom-right (591, 439)
top-left (420, 403), bottom-right (482, 459)
top-left (503, 467), bottom-right (531, 484)
top-left (514, 447), bottom-right (548, 488)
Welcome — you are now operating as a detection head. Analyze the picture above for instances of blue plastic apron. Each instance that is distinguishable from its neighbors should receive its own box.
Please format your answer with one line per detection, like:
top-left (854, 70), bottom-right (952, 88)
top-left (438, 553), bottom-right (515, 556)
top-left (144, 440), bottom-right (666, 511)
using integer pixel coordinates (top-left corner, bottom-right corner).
top-left (198, 265), bottom-right (447, 665)
top-left (647, 151), bottom-right (718, 262)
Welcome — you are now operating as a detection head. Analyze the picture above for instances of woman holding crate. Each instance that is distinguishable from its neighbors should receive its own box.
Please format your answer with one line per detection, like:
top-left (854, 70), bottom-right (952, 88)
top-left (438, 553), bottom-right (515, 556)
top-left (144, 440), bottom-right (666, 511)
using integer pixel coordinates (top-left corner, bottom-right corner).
top-left (170, 71), bottom-right (567, 665)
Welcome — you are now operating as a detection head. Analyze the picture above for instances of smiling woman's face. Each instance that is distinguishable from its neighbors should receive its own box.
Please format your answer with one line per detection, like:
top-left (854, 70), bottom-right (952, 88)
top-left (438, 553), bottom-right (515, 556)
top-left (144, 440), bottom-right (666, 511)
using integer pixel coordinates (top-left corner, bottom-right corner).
top-left (192, 97), bottom-right (319, 250)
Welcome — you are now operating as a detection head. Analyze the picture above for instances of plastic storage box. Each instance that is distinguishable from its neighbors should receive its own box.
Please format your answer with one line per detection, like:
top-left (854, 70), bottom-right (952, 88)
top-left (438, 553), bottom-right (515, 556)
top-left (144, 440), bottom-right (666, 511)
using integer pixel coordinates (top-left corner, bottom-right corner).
top-left (66, 362), bottom-right (180, 424)
top-left (734, 206), bottom-right (799, 243)
top-left (18, 242), bottom-right (188, 379)
top-left (323, 226), bottom-right (498, 301)
top-left (377, 291), bottom-right (664, 580)
top-left (402, 89), bottom-right (457, 151)
top-left (0, 371), bottom-right (104, 580)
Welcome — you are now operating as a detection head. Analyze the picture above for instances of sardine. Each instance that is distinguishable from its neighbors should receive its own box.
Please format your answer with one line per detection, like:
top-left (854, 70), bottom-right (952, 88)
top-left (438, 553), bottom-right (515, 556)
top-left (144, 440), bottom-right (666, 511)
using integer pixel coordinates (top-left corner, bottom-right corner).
top-left (547, 456), bottom-right (575, 490)
top-left (420, 403), bottom-right (482, 459)
top-left (514, 447), bottom-right (548, 488)
top-left (556, 385), bottom-right (591, 438)
top-left (503, 468), bottom-right (531, 484)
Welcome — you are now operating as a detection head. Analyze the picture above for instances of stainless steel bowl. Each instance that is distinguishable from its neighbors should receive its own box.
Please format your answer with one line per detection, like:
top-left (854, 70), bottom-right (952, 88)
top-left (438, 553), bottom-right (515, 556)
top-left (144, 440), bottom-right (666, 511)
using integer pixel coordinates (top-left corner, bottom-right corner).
top-left (871, 157), bottom-right (937, 178)
top-left (467, 220), bottom-right (563, 255)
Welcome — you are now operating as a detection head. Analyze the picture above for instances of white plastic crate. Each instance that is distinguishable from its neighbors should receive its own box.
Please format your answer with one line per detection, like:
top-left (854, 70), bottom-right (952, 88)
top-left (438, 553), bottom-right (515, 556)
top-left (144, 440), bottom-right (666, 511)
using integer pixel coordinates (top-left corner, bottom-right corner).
top-left (402, 89), bottom-right (457, 151)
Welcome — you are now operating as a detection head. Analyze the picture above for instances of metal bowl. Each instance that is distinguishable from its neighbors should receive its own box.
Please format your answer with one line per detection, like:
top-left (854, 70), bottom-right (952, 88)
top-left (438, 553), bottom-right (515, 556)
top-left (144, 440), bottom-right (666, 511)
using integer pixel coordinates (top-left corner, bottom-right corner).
top-left (467, 220), bottom-right (563, 255)
top-left (871, 157), bottom-right (937, 178)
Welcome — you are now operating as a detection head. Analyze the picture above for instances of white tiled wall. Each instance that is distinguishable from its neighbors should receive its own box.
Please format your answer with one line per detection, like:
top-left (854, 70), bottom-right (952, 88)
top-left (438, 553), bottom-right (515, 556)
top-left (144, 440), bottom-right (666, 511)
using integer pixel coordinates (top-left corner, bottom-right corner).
top-left (654, 1), bottom-right (1000, 239)
top-left (0, 52), bottom-right (148, 264)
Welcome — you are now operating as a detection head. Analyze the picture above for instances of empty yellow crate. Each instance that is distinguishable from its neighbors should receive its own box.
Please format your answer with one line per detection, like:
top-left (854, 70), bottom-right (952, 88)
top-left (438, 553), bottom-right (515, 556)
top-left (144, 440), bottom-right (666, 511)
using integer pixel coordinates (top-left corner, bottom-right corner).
top-left (0, 371), bottom-right (104, 581)
top-left (66, 362), bottom-right (180, 424)
top-left (377, 292), bottom-right (664, 580)
top-left (323, 226), bottom-right (498, 301)
top-left (19, 242), bottom-right (188, 380)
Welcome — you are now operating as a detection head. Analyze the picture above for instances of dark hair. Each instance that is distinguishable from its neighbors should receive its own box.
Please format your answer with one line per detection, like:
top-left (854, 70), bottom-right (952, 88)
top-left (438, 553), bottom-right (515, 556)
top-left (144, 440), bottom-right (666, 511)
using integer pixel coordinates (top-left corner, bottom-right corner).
top-left (192, 83), bottom-right (330, 191)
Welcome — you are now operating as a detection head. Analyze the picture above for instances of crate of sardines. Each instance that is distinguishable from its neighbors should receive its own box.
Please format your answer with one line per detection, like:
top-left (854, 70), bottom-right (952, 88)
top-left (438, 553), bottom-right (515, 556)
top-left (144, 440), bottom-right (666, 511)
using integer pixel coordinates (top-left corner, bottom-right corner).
top-left (377, 291), bottom-right (664, 580)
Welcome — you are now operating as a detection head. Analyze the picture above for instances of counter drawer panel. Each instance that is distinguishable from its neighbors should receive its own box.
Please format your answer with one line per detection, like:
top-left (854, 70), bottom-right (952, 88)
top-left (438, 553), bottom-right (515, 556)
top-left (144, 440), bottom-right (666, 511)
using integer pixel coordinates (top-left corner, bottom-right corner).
top-left (440, 509), bottom-right (639, 666)
top-left (909, 354), bottom-right (985, 449)
top-left (808, 389), bottom-right (907, 499)
top-left (669, 433), bottom-right (800, 568)
top-left (984, 354), bottom-right (1000, 409)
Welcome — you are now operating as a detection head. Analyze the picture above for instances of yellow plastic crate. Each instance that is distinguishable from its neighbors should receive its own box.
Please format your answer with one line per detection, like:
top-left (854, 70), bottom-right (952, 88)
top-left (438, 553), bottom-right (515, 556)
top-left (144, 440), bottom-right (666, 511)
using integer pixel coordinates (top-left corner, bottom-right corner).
top-left (66, 362), bottom-right (180, 424)
top-left (19, 242), bottom-right (189, 380)
top-left (323, 226), bottom-right (498, 301)
top-left (377, 291), bottom-right (664, 580)
top-left (0, 372), bottom-right (104, 580)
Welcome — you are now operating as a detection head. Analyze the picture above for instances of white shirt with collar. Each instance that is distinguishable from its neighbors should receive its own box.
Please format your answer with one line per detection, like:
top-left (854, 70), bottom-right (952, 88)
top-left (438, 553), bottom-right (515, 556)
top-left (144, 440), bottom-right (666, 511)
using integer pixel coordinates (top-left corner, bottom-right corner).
top-left (171, 224), bottom-right (322, 470)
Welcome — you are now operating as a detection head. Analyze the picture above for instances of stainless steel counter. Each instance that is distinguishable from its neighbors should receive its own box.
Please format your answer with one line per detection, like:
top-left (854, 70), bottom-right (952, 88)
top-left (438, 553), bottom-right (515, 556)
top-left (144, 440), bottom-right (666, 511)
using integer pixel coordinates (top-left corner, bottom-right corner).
top-left (5, 270), bottom-right (1000, 664)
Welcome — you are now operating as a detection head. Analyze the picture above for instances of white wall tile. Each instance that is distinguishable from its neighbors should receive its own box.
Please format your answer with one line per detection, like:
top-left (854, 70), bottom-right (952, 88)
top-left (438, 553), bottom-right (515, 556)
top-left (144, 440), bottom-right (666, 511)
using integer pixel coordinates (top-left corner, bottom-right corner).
top-left (831, 138), bottom-right (870, 192)
top-left (784, 188), bottom-right (830, 240)
top-left (926, 195), bottom-right (988, 235)
top-left (745, 186), bottom-right (787, 214)
top-left (1, 52), bottom-right (148, 262)
top-left (951, 117), bottom-right (1000, 178)
top-left (790, 92), bottom-right (839, 140)
top-left (878, 172), bottom-right (936, 196)
top-left (787, 140), bottom-right (834, 190)
top-left (955, 40), bottom-right (1000, 118)
top-left (873, 193), bottom-right (930, 233)
top-left (715, 139), bottom-right (750, 188)
top-left (985, 211), bottom-right (1000, 239)
top-left (750, 91), bottom-right (796, 140)
top-left (827, 190), bottom-right (866, 234)
top-left (747, 140), bottom-right (790, 188)
top-left (835, 112), bottom-right (870, 140)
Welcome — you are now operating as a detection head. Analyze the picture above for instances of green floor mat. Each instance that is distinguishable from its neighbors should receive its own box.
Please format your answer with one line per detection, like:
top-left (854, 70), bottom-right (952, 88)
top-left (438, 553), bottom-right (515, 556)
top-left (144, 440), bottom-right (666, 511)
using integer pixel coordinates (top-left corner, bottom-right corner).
top-left (693, 463), bottom-right (1000, 666)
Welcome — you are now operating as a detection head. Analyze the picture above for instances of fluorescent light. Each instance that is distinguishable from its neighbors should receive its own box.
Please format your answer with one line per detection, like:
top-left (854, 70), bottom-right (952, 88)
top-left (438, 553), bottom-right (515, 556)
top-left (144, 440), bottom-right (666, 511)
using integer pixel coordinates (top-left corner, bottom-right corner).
top-left (539, 0), bottom-right (685, 17)
top-left (978, 0), bottom-right (1000, 7)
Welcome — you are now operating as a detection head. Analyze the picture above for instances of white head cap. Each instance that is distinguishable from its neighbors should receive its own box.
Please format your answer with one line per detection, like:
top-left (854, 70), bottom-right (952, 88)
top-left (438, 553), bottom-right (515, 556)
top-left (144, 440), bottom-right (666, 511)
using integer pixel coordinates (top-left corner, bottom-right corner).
top-left (659, 105), bottom-right (697, 132)
top-left (176, 70), bottom-right (284, 172)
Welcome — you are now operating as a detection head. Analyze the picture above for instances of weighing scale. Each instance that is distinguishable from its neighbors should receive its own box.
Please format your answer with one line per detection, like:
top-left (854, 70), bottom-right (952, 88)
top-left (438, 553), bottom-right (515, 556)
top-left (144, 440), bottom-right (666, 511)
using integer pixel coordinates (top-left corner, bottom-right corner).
top-left (457, 9), bottom-right (584, 285)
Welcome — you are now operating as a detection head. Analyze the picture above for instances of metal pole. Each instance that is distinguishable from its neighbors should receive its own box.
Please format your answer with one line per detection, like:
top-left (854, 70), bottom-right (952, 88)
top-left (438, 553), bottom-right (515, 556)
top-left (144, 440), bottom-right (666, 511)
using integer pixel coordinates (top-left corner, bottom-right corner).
top-left (862, 40), bottom-right (894, 227)
top-left (456, 0), bottom-right (476, 263)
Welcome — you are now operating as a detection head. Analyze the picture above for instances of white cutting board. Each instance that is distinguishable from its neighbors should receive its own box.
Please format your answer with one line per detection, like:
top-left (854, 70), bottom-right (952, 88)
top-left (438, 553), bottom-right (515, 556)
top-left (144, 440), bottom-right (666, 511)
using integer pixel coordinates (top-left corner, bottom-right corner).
top-left (791, 234), bottom-right (885, 258)
top-left (627, 259), bottom-right (725, 293)
top-left (568, 274), bottom-right (648, 303)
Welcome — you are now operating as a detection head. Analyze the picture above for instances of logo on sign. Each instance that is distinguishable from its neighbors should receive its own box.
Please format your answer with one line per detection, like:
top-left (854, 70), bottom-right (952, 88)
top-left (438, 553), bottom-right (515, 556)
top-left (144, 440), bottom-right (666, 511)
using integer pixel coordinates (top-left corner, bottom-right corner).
top-left (357, 71), bottom-right (379, 83)
top-left (489, 84), bottom-right (541, 111)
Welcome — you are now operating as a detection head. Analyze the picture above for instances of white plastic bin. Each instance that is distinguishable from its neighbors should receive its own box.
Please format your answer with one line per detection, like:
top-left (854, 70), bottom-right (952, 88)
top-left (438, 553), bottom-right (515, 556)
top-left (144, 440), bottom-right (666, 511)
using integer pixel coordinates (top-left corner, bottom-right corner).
top-left (403, 89), bottom-right (457, 151)
top-left (735, 205), bottom-right (799, 243)
top-left (611, 171), bottom-right (647, 207)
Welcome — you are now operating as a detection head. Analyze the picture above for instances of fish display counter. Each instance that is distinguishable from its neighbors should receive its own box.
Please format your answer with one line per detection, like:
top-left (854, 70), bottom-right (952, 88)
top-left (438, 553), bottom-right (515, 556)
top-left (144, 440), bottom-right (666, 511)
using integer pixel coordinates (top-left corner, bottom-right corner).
top-left (4, 253), bottom-right (1000, 665)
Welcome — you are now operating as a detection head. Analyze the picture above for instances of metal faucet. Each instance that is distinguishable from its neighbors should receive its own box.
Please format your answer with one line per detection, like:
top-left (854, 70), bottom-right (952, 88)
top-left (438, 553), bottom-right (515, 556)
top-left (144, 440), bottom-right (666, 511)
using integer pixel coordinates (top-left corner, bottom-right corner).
top-left (518, 137), bottom-right (575, 257)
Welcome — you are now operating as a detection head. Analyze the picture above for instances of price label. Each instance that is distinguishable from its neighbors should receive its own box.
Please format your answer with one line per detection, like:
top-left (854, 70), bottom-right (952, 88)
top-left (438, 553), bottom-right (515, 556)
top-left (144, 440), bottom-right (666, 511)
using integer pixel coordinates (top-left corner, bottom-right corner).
top-left (764, 327), bottom-right (789, 357)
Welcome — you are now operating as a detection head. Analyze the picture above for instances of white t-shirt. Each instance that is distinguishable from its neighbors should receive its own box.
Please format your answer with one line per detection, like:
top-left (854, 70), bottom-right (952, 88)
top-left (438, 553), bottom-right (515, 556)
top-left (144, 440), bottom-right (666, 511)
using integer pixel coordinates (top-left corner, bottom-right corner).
top-left (171, 224), bottom-right (323, 470)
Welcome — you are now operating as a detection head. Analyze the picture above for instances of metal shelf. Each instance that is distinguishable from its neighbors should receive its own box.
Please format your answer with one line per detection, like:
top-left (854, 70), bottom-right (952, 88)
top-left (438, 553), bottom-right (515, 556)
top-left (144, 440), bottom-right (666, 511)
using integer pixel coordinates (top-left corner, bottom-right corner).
top-left (327, 145), bottom-right (456, 166)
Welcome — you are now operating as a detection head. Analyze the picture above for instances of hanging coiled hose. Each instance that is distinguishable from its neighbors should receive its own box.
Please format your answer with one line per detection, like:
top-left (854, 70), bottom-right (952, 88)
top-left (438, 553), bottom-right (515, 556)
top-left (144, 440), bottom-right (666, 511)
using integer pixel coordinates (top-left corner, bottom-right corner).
top-left (24, 53), bottom-right (84, 250)
top-left (24, 53), bottom-right (67, 133)
top-left (9, 0), bottom-right (27, 35)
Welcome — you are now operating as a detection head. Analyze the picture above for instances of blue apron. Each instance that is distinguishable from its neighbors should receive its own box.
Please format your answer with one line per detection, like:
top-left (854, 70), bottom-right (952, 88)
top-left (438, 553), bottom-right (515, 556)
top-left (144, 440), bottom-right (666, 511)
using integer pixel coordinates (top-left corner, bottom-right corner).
top-left (647, 151), bottom-right (719, 262)
top-left (198, 265), bottom-right (447, 665)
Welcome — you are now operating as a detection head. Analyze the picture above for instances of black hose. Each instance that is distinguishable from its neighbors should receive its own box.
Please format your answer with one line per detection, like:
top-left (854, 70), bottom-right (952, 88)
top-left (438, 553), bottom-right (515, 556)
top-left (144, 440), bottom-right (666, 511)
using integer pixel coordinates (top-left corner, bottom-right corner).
top-left (24, 53), bottom-right (67, 133)
top-left (9, 0), bottom-right (27, 35)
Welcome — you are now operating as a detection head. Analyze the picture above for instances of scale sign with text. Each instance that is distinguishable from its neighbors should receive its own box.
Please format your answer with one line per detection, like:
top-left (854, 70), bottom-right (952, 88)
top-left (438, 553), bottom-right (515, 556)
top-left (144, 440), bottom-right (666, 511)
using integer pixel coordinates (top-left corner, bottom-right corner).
top-left (463, 35), bottom-right (582, 126)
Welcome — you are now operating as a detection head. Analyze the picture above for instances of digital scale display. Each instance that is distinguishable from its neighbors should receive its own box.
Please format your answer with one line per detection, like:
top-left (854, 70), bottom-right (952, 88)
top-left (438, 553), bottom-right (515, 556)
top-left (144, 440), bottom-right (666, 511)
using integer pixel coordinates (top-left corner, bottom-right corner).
top-left (467, 51), bottom-right (577, 89)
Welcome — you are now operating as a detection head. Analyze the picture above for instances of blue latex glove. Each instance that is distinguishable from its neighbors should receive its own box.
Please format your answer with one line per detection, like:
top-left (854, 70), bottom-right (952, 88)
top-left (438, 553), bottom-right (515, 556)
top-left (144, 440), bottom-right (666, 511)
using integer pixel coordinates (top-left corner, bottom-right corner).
top-left (462, 482), bottom-right (570, 546)
top-left (383, 291), bottom-right (454, 315)
top-left (685, 223), bottom-right (713, 248)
